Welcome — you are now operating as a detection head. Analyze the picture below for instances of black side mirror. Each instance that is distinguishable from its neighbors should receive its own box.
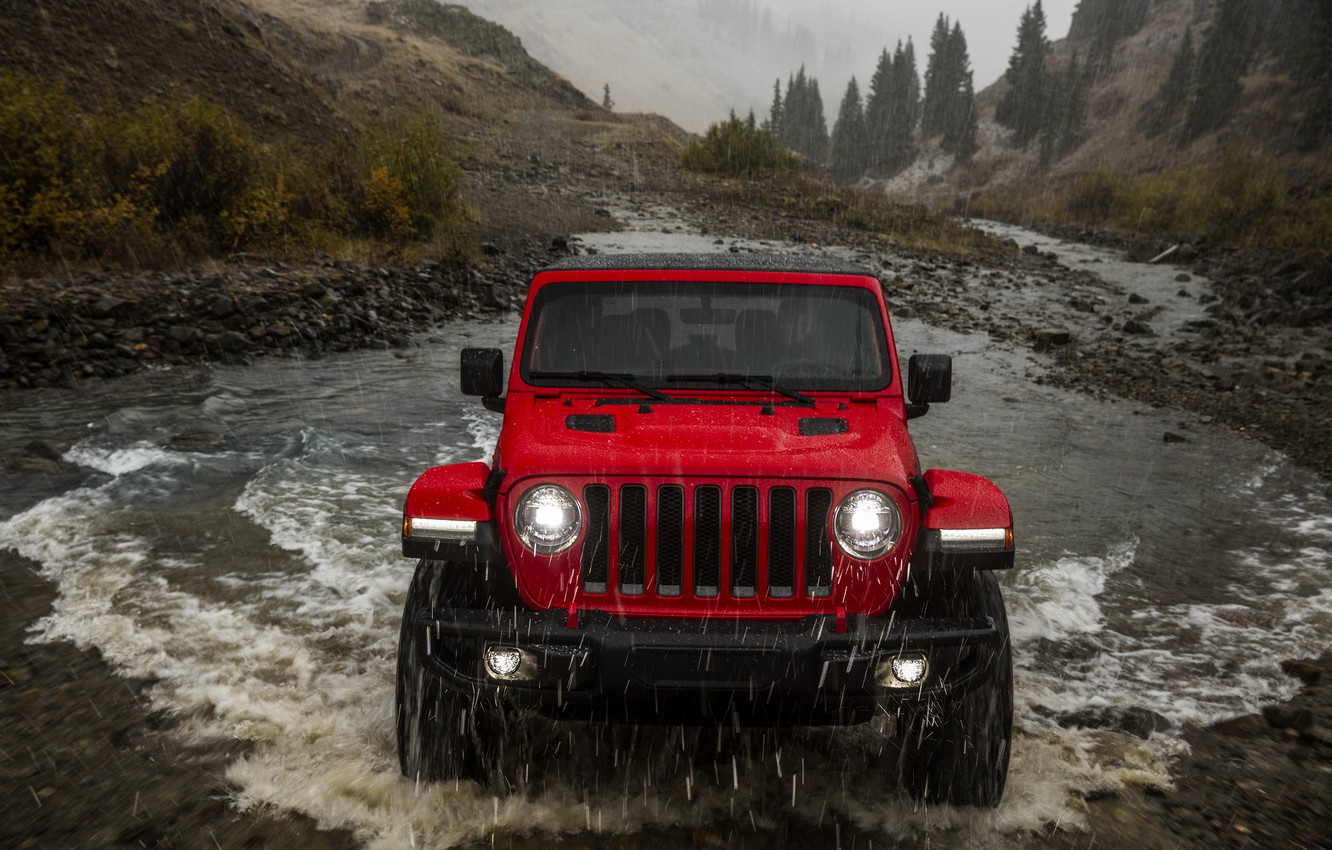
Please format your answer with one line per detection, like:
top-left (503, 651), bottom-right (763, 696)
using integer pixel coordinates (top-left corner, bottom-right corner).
top-left (461, 348), bottom-right (505, 412)
top-left (907, 354), bottom-right (951, 418)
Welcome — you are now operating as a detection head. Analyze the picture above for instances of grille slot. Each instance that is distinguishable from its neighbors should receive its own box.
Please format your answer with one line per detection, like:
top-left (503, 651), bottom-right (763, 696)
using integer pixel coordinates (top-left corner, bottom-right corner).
top-left (581, 485), bottom-right (610, 593)
top-left (656, 486), bottom-right (684, 596)
top-left (768, 487), bottom-right (796, 597)
top-left (694, 486), bottom-right (722, 597)
top-left (619, 485), bottom-right (647, 594)
top-left (731, 487), bottom-right (759, 597)
top-left (578, 482), bottom-right (842, 603)
top-left (805, 488), bottom-right (834, 597)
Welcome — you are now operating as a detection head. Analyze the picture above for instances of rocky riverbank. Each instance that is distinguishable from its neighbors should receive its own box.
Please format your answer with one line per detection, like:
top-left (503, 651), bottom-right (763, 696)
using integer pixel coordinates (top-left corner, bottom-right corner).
top-left (0, 254), bottom-right (533, 391)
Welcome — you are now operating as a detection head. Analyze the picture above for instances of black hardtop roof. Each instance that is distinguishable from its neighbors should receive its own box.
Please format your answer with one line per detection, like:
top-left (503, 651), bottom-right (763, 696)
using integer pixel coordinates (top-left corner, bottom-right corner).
top-left (540, 252), bottom-right (878, 279)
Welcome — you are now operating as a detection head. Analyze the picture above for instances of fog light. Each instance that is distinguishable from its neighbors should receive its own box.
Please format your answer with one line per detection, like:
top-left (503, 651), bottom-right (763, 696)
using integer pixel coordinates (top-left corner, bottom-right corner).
top-left (483, 645), bottom-right (537, 681)
top-left (877, 652), bottom-right (928, 688)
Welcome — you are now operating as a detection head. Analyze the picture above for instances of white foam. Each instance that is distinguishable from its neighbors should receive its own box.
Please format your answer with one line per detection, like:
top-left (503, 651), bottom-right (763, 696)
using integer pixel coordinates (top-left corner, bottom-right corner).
top-left (1007, 540), bottom-right (1136, 644)
top-left (63, 440), bottom-right (187, 475)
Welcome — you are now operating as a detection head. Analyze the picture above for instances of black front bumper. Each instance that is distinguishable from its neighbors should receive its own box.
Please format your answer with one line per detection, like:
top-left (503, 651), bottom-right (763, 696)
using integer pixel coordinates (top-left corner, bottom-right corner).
top-left (410, 606), bottom-right (1005, 725)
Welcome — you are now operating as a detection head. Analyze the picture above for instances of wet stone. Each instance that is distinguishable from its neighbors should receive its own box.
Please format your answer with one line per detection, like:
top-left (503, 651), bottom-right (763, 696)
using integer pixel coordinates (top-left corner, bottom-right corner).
top-left (1056, 705), bottom-right (1173, 739)
top-left (1032, 328), bottom-right (1072, 352)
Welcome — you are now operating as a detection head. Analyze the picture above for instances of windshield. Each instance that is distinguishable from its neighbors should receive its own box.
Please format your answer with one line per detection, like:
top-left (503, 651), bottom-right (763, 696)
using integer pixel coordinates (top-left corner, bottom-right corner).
top-left (520, 280), bottom-right (891, 392)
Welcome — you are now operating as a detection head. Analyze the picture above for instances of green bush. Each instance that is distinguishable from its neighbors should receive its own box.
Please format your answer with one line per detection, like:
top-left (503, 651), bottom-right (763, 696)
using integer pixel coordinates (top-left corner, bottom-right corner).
top-left (1063, 171), bottom-right (1127, 223)
top-left (682, 116), bottom-right (800, 177)
top-left (357, 111), bottom-right (470, 255)
top-left (0, 74), bottom-right (476, 270)
top-left (105, 96), bottom-right (257, 234)
top-left (1042, 152), bottom-right (1328, 251)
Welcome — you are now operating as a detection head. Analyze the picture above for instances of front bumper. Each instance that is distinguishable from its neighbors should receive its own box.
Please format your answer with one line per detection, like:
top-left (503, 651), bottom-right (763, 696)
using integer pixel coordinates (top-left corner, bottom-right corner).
top-left (409, 606), bottom-right (1005, 725)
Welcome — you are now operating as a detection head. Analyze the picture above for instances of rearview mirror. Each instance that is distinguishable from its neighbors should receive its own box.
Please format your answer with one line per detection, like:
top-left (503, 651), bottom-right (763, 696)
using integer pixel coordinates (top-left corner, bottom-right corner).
top-left (461, 348), bottom-right (505, 402)
top-left (907, 354), bottom-right (951, 418)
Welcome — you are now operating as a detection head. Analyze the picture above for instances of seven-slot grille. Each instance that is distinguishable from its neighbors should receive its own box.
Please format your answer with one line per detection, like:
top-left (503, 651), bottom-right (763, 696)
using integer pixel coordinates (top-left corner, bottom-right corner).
top-left (579, 483), bottom-right (834, 600)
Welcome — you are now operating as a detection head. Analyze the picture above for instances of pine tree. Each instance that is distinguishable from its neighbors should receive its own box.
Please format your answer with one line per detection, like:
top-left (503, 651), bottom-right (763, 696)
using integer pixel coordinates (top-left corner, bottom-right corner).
top-left (1147, 28), bottom-right (1194, 137)
top-left (902, 38), bottom-right (921, 132)
top-left (940, 24), bottom-right (978, 163)
top-left (886, 39), bottom-right (920, 170)
top-left (1075, 0), bottom-right (1151, 78)
top-left (864, 48), bottom-right (894, 171)
top-left (1291, 0), bottom-right (1332, 148)
top-left (602, 84), bottom-right (614, 111)
top-left (996, 1), bottom-right (1052, 147)
top-left (830, 77), bottom-right (868, 181)
top-left (777, 66), bottom-right (828, 162)
top-left (920, 14), bottom-right (953, 136)
top-left (764, 78), bottom-right (784, 137)
top-left (1182, 0), bottom-right (1259, 142)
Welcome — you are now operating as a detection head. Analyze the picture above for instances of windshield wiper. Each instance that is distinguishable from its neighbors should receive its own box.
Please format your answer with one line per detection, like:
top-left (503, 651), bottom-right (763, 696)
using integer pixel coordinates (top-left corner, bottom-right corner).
top-left (666, 373), bottom-right (815, 407)
top-left (528, 370), bottom-right (674, 402)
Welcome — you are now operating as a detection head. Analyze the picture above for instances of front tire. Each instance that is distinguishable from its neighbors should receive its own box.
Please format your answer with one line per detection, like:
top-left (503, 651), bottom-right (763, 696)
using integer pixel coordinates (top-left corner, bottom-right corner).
top-left (395, 559), bottom-right (505, 784)
top-left (899, 570), bottom-right (1013, 807)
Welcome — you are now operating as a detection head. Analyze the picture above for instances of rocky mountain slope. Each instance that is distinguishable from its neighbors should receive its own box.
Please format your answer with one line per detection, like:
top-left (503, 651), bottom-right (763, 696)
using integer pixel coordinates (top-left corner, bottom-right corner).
top-left (885, 0), bottom-right (1331, 206)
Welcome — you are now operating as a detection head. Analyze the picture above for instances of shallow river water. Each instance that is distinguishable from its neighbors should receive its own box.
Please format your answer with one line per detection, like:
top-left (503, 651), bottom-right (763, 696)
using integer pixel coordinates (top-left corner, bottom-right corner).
top-left (2, 227), bottom-right (1330, 848)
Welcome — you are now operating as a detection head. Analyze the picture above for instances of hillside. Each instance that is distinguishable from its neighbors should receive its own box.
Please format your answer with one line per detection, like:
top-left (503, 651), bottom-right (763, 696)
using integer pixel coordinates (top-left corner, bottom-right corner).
top-left (0, 0), bottom-right (694, 269)
top-left (881, 0), bottom-right (1332, 227)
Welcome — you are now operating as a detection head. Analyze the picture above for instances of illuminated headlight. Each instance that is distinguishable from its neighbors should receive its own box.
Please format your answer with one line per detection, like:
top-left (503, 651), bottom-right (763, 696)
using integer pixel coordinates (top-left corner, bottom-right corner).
top-left (832, 489), bottom-right (901, 559)
top-left (514, 484), bottom-right (582, 554)
top-left (876, 652), bottom-right (929, 687)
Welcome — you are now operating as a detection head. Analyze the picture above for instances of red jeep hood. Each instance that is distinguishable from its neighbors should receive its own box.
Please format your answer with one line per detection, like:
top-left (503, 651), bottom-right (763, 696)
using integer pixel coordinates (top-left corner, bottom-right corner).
top-left (496, 395), bottom-right (917, 487)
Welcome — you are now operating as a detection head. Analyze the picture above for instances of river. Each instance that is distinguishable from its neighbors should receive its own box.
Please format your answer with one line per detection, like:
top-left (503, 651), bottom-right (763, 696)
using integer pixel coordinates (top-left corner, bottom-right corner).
top-left (2, 222), bottom-right (1329, 849)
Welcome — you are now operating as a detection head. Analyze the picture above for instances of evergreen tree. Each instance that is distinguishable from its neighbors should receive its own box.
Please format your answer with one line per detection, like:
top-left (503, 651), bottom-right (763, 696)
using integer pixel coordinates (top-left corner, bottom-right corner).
top-left (1073, 0), bottom-right (1151, 78)
top-left (1146, 28), bottom-right (1195, 137)
top-left (1039, 54), bottom-right (1088, 163)
top-left (1291, 0), bottom-right (1332, 148)
top-left (602, 84), bottom-right (614, 111)
top-left (940, 24), bottom-right (978, 163)
top-left (777, 66), bottom-right (829, 162)
top-left (920, 14), bottom-right (953, 136)
top-left (886, 39), bottom-right (920, 170)
top-left (764, 78), bottom-right (784, 136)
top-left (830, 77), bottom-right (869, 181)
top-left (864, 48), bottom-right (894, 170)
top-left (902, 38), bottom-right (921, 133)
top-left (996, 1), bottom-right (1052, 148)
top-left (1182, 0), bottom-right (1259, 142)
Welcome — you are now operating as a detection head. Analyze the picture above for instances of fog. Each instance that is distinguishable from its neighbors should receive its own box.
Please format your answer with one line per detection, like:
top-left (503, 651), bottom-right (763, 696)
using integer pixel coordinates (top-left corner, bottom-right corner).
top-left (461, 0), bottom-right (1077, 132)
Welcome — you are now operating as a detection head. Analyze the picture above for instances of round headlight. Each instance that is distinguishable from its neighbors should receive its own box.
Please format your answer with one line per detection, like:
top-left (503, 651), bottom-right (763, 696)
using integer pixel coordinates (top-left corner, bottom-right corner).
top-left (514, 484), bottom-right (582, 554)
top-left (832, 489), bottom-right (901, 559)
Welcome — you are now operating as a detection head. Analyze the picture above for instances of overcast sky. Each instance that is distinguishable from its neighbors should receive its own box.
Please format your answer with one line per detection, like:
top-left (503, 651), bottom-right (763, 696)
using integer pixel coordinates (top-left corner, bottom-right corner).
top-left (462, 0), bottom-right (1083, 131)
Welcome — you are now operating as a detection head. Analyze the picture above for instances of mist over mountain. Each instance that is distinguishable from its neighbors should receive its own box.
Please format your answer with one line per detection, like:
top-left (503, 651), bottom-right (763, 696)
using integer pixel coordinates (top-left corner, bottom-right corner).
top-left (460, 0), bottom-right (1077, 132)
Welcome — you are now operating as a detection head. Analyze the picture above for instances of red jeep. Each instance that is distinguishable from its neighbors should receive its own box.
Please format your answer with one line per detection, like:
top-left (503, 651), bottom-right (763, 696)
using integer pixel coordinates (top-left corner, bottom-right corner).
top-left (397, 254), bottom-right (1015, 806)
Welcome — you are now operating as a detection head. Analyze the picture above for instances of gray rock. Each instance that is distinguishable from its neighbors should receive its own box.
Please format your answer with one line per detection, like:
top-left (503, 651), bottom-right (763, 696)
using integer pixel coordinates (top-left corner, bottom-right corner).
top-left (1032, 328), bottom-right (1072, 352)
top-left (1056, 705), bottom-right (1173, 739)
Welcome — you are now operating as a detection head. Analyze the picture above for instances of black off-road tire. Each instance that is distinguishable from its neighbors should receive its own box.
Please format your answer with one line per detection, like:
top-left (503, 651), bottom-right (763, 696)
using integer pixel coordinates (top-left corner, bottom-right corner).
top-left (898, 569), bottom-right (1013, 807)
top-left (395, 559), bottom-right (515, 784)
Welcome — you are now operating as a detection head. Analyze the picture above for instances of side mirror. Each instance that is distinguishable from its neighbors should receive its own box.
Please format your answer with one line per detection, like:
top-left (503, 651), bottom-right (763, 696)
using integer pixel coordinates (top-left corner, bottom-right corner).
top-left (461, 348), bottom-right (505, 412)
top-left (907, 354), bottom-right (951, 418)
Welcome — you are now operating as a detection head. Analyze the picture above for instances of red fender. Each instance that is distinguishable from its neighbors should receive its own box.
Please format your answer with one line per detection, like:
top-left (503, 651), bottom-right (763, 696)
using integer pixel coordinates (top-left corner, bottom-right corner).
top-left (404, 462), bottom-right (493, 522)
top-left (922, 469), bottom-right (1012, 531)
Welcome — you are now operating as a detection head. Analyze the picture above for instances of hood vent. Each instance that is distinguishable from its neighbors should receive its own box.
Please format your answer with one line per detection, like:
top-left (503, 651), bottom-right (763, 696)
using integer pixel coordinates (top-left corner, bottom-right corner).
top-left (799, 418), bottom-right (848, 436)
top-left (566, 414), bottom-right (616, 433)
